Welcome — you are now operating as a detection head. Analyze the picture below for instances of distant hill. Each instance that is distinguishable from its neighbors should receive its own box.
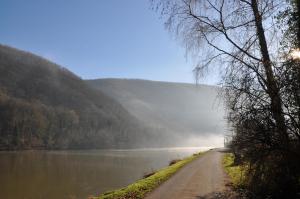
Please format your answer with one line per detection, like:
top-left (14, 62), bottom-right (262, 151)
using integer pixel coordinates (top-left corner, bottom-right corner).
top-left (0, 44), bottom-right (154, 149)
top-left (87, 79), bottom-right (226, 146)
top-left (0, 44), bottom-right (226, 149)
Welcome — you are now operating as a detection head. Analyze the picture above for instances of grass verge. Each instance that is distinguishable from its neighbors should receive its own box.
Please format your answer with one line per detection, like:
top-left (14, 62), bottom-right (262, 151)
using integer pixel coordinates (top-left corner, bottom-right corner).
top-left (222, 153), bottom-right (246, 187)
top-left (94, 151), bottom-right (205, 199)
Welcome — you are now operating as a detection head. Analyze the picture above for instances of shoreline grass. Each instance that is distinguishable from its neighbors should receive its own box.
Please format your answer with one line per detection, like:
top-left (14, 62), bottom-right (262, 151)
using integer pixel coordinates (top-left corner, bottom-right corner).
top-left (94, 151), bottom-right (206, 199)
top-left (222, 153), bottom-right (246, 187)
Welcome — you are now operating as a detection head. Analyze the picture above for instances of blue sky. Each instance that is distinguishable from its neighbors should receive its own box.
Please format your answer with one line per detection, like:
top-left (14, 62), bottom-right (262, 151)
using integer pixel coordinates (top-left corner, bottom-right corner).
top-left (0, 0), bottom-right (218, 84)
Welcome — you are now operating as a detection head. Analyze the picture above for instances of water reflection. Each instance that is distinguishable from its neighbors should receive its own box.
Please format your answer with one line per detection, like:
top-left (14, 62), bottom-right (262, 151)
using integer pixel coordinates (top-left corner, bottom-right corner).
top-left (0, 147), bottom-right (210, 199)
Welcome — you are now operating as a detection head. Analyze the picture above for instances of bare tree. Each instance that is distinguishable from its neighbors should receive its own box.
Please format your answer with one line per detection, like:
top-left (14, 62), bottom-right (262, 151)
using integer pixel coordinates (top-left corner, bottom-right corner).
top-left (153, 0), bottom-right (300, 197)
top-left (153, 0), bottom-right (290, 146)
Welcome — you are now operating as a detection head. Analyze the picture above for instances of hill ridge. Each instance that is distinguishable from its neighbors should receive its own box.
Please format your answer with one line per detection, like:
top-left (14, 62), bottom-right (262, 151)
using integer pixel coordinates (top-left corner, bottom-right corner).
top-left (0, 44), bottom-right (154, 149)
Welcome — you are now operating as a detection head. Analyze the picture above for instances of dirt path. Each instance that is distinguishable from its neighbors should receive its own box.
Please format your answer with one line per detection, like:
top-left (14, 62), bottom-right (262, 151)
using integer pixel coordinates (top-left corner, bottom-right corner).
top-left (145, 149), bottom-right (227, 199)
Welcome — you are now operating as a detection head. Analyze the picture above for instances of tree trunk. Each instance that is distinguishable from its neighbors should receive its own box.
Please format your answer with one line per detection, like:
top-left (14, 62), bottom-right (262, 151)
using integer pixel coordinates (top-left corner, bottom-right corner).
top-left (296, 0), bottom-right (300, 48)
top-left (250, 0), bottom-right (289, 147)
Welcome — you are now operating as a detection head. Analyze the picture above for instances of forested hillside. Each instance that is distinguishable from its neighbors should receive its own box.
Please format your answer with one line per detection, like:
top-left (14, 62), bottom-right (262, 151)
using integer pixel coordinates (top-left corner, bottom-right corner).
top-left (0, 44), bottom-right (153, 149)
top-left (87, 78), bottom-right (226, 146)
top-left (0, 44), bottom-right (226, 150)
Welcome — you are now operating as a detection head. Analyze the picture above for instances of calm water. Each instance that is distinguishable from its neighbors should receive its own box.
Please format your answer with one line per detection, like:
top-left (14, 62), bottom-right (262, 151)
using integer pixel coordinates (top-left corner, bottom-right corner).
top-left (0, 147), bottom-right (210, 199)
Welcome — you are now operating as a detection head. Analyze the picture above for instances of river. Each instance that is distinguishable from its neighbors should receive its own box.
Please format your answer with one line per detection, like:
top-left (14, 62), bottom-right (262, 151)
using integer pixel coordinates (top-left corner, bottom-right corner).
top-left (0, 147), bottom-right (211, 199)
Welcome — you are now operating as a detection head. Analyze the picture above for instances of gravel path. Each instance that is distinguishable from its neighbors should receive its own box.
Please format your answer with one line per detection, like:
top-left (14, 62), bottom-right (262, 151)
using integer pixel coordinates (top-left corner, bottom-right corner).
top-left (145, 149), bottom-right (227, 199)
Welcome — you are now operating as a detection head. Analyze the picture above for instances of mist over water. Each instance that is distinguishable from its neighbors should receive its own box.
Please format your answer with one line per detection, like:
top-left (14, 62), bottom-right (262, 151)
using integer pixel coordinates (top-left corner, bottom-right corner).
top-left (179, 134), bottom-right (224, 147)
top-left (87, 79), bottom-right (227, 147)
top-left (0, 147), bottom-right (210, 199)
top-left (0, 45), bottom-right (227, 199)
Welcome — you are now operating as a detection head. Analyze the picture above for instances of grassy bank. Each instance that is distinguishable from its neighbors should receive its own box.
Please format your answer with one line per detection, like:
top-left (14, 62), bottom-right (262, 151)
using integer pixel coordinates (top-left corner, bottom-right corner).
top-left (94, 151), bottom-right (206, 199)
top-left (222, 153), bottom-right (246, 187)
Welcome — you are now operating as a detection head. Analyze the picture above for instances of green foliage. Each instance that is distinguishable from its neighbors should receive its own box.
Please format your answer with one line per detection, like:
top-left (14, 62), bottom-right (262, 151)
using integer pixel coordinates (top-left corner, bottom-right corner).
top-left (95, 152), bottom-right (204, 199)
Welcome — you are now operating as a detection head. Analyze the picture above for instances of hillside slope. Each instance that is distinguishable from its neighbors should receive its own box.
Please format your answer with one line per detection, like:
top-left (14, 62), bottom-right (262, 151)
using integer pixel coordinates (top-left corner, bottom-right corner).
top-left (87, 79), bottom-right (226, 146)
top-left (0, 44), bottom-right (151, 149)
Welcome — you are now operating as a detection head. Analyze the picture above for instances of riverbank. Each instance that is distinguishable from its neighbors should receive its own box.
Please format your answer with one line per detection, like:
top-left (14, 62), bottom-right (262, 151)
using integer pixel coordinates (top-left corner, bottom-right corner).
top-left (94, 151), bottom-right (206, 199)
top-left (145, 149), bottom-right (226, 199)
top-left (0, 148), bottom-right (206, 199)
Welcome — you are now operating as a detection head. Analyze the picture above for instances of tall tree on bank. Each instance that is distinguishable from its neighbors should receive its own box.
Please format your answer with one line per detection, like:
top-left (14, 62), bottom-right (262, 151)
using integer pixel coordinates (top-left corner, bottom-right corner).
top-left (153, 0), bottom-right (289, 144)
top-left (294, 0), bottom-right (300, 47)
top-left (153, 0), bottom-right (299, 197)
